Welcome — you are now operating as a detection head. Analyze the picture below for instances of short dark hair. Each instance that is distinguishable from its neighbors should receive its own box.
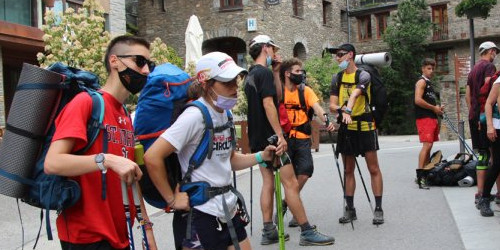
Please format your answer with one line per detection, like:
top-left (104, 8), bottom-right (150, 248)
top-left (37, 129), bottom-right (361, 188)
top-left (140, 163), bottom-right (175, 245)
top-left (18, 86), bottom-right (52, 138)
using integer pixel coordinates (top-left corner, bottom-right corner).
top-left (249, 43), bottom-right (264, 61)
top-left (104, 35), bottom-right (150, 73)
top-left (422, 58), bottom-right (436, 67)
top-left (279, 58), bottom-right (303, 83)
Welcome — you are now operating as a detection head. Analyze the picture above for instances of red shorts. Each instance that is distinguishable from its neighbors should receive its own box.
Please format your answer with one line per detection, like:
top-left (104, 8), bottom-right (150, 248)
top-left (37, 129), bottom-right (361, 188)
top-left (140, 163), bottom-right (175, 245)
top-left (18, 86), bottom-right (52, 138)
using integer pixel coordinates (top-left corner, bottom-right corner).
top-left (416, 117), bottom-right (439, 143)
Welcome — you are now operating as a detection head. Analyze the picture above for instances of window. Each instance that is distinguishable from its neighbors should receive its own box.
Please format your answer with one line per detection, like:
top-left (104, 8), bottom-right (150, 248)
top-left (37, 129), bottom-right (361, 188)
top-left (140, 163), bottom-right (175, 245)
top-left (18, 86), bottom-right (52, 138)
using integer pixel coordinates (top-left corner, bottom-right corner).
top-left (220, 0), bottom-right (243, 10)
top-left (292, 0), bottom-right (304, 17)
top-left (0, 0), bottom-right (33, 26)
top-left (375, 12), bottom-right (389, 39)
top-left (357, 15), bottom-right (372, 41)
top-left (432, 4), bottom-right (448, 41)
top-left (323, 1), bottom-right (332, 26)
top-left (435, 50), bottom-right (449, 74)
top-left (340, 10), bottom-right (348, 33)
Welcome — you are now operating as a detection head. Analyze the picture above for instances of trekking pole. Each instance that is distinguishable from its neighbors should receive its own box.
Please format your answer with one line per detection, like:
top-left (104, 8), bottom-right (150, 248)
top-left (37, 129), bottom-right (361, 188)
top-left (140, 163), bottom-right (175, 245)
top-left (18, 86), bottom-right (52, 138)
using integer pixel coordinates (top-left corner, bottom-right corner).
top-left (267, 135), bottom-right (286, 250)
top-left (442, 113), bottom-right (477, 159)
top-left (326, 115), bottom-right (354, 230)
top-left (121, 181), bottom-right (135, 250)
top-left (132, 183), bottom-right (150, 250)
top-left (250, 167), bottom-right (253, 235)
top-left (354, 158), bottom-right (375, 215)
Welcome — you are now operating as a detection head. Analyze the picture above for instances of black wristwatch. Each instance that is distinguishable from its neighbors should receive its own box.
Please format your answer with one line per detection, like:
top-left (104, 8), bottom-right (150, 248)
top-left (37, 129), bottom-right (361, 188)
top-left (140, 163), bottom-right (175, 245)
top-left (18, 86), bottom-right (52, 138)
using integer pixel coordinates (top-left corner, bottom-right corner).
top-left (95, 153), bottom-right (107, 173)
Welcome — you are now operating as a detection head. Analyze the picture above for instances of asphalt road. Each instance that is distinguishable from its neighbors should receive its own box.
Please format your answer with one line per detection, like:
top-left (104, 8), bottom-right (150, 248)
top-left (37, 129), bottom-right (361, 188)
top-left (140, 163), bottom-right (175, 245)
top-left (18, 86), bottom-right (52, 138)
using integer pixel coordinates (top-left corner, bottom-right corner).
top-left (1, 135), bottom-right (499, 250)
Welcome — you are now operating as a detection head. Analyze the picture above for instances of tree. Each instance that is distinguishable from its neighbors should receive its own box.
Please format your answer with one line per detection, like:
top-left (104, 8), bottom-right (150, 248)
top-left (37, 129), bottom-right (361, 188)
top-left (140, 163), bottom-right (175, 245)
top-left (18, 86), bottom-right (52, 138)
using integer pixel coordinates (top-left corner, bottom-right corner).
top-left (304, 55), bottom-right (338, 100)
top-left (382, 0), bottom-right (432, 134)
top-left (37, 0), bottom-right (183, 105)
top-left (455, 0), bottom-right (497, 19)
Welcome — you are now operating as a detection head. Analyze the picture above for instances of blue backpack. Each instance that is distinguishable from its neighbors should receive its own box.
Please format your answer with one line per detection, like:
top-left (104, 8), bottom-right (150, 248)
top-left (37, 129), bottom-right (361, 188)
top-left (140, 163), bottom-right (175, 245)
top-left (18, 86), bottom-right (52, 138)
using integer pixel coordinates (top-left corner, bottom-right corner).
top-left (0, 63), bottom-right (106, 242)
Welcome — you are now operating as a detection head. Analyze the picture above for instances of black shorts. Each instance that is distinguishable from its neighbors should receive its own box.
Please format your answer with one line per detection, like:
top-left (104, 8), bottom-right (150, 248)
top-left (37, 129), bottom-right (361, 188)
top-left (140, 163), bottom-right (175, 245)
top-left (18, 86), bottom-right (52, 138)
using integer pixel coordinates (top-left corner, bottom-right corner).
top-left (181, 209), bottom-right (248, 249)
top-left (60, 240), bottom-right (129, 250)
top-left (337, 129), bottom-right (379, 157)
top-left (469, 118), bottom-right (490, 150)
top-left (287, 137), bottom-right (314, 177)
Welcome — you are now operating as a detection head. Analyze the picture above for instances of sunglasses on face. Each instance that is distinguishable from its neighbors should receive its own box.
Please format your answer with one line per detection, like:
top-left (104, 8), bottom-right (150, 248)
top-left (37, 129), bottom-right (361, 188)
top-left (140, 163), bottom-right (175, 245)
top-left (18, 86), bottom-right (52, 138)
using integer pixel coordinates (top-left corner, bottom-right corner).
top-left (335, 51), bottom-right (349, 58)
top-left (117, 55), bottom-right (156, 71)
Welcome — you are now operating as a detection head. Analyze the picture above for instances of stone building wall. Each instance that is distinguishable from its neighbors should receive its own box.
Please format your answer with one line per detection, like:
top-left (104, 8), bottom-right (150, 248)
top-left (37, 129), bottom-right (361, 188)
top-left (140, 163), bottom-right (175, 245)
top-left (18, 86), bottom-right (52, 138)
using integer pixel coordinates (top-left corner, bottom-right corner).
top-left (138, 0), bottom-right (348, 62)
top-left (0, 47), bottom-right (4, 128)
top-left (109, 0), bottom-right (126, 35)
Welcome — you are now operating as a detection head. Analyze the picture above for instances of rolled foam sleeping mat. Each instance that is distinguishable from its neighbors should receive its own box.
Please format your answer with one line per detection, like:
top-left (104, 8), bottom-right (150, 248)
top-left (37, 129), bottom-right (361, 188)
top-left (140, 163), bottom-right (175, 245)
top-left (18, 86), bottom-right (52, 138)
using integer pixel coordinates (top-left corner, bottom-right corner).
top-left (0, 63), bottom-right (63, 198)
top-left (355, 52), bottom-right (392, 67)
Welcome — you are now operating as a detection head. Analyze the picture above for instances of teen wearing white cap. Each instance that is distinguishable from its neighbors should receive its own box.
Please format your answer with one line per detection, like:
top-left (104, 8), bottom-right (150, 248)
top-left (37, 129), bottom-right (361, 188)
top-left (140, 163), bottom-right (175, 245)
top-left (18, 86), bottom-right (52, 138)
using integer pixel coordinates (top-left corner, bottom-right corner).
top-left (145, 52), bottom-right (276, 250)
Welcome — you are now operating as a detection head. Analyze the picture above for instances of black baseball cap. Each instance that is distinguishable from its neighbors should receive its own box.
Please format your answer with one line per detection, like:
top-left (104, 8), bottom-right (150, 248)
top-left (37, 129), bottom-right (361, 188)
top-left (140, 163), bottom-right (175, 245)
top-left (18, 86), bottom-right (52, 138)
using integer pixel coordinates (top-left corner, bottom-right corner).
top-left (326, 43), bottom-right (356, 54)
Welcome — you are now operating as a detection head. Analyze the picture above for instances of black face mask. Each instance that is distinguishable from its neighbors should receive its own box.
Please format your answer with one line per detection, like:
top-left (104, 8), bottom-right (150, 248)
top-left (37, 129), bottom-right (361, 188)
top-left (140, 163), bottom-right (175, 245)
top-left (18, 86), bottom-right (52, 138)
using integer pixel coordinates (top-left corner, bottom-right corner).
top-left (289, 73), bottom-right (304, 85)
top-left (118, 67), bottom-right (147, 95)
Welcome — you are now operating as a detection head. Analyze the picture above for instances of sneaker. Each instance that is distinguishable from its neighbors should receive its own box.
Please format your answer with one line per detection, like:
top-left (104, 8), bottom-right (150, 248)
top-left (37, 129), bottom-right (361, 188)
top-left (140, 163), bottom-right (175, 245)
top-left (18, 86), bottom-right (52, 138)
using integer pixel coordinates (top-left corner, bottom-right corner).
top-left (372, 209), bottom-right (385, 225)
top-left (475, 193), bottom-right (481, 205)
top-left (338, 206), bottom-right (357, 224)
top-left (260, 227), bottom-right (290, 245)
top-left (299, 226), bottom-right (335, 246)
top-left (288, 217), bottom-right (299, 227)
top-left (477, 197), bottom-right (494, 217)
top-left (274, 200), bottom-right (288, 224)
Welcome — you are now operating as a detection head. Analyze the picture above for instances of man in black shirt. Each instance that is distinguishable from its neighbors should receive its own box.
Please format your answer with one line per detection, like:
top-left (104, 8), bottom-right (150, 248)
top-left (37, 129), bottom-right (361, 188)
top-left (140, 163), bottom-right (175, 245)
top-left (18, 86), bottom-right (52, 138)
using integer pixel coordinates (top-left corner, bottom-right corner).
top-left (244, 34), bottom-right (334, 246)
top-left (414, 58), bottom-right (443, 189)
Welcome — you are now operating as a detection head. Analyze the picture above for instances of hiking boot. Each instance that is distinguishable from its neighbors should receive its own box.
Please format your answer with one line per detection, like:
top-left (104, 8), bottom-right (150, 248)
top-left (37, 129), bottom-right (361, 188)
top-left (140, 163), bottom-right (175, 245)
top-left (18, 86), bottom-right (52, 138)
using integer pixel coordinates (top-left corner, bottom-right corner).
top-left (273, 200), bottom-right (288, 224)
top-left (477, 197), bottom-right (494, 217)
top-left (299, 226), bottom-right (335, 246)
top-left (495, 194), bottom-right (500, 204)
top-left (372, 209), bottom-right (385, 225)
top-left (288, 217), bottom-right (299, 227)
top-left (338, 206), bottom-right (357, 224)
top-left (475, 193), bottom-right (481, 205)
top-left (260, 227), bottom-right (290, 245)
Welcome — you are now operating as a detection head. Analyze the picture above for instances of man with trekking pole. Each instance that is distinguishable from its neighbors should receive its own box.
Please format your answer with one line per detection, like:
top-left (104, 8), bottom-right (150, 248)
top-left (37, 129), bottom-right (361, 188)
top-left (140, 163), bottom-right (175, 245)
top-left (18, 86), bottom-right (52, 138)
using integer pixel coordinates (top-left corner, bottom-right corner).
top-left (244, 34), bottom-right (334, 246)
top-left (44, 35), bottom-right (157, 250)
top-left (278, 58), bottom-right (334, 227)
top-left (329, 43), bottom-right (385, 225)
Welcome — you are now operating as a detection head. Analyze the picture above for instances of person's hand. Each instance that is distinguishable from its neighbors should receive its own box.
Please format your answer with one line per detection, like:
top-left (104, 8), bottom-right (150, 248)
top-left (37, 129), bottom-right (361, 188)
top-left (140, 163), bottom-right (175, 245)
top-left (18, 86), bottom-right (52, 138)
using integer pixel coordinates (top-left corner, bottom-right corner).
top-left (261, 145), bottom-right (277, 161)
top-left (171, 184), bottom-right (190, 211)
top-left (104, 154), bottom-right (142, 185)
top-left (342, 113), bottom-right (352, 124)
top-left (276, 134), bottom-right (288, 156)
top-left (434, 105), bottom-right (444, 116)
top-left (487, 125), bottom-right (497, 142)
top-left (272, 54), bottom-right (282, 72)
top-left (325, 122), bottom-right (335, 132)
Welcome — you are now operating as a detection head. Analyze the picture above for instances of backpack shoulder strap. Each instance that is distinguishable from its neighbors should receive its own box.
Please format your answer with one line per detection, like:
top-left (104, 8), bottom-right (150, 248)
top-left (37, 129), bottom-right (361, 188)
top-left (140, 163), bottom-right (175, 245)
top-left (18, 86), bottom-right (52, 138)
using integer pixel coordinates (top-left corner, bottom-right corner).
top-left (182, 100), bottom-right (214, 183)
top-left (75, 90), bottom-right (106, 154)
top-left (298, 84), bottom-right (307, 112)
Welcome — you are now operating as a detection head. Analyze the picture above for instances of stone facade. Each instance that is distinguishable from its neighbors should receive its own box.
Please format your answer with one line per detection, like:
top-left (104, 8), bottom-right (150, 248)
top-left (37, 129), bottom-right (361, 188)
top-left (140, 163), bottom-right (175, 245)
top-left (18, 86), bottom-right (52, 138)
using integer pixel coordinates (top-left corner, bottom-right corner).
top-left (109, 0), bottom-right (126, 35)
top-left (138, 0), bottom-right (348, 63)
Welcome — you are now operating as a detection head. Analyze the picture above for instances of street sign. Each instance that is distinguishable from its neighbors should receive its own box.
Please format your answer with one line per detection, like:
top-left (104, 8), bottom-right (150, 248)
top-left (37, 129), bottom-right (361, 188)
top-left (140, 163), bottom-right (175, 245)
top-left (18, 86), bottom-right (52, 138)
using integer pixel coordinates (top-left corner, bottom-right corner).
top-left (247, 18), bottom-right (257, 32)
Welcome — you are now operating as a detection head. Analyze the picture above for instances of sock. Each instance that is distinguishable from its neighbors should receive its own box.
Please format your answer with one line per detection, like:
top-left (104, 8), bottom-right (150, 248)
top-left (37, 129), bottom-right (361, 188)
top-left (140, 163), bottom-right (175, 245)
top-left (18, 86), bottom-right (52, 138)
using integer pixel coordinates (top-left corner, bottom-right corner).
top-left (263, 222), bottom-right (275, 231)
top-left (299, 222), bottom-right (313, 232)
top-left (375, 196), bottom-right (382, 210)
top-left (345, 196), bottom-right (354, 208)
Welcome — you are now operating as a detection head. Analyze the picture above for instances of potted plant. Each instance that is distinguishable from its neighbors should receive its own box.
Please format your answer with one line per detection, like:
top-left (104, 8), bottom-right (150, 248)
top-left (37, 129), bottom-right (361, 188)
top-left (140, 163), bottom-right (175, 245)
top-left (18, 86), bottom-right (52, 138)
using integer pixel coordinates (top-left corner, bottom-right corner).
top-left (455, 0), bottom-right (497, 19)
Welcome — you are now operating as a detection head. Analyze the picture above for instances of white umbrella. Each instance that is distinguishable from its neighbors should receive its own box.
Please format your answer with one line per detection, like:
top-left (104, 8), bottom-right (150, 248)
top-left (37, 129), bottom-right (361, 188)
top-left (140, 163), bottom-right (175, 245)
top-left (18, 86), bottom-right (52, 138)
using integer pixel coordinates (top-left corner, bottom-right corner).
top-left (185, 15), bottom-right (203, 69)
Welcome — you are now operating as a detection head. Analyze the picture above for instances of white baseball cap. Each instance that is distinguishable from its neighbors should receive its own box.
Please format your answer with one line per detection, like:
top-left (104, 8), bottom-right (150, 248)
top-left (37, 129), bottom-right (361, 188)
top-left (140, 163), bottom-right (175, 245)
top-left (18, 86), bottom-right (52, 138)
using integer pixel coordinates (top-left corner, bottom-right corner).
top-left (196, 52), bottom-right (247, 83)
top-left (479, 41), bottom-right (500, 54)
top-left (249, 35), bottom-right (280, 49)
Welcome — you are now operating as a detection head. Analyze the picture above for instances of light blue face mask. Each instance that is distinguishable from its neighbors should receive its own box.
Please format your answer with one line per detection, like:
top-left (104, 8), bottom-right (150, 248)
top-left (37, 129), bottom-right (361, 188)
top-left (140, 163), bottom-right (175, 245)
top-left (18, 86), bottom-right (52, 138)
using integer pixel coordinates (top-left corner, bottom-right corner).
top-left (212, 88), bottom-right (238, 110)
top-left (338, 60), bottom-right (349, 70)
top-left (266, 56), bottom-right (272, 67)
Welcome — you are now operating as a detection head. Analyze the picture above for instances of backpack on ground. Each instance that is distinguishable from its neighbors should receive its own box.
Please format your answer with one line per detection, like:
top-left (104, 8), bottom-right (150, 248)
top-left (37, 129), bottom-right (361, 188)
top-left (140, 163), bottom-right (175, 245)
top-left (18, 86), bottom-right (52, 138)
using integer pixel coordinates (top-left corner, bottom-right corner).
top-left (0, 62), bottom-right (106, 242)
top-left (426, 153), bottom-right (473, 186)
top-left (336, 64), bottom-right (388, 125)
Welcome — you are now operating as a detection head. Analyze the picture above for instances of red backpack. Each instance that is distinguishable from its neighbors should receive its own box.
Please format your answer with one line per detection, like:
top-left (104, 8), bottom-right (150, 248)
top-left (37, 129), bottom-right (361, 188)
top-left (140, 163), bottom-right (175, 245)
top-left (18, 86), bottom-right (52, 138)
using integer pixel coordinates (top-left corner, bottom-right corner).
top-left (479, 71), bottom-right (500, 112)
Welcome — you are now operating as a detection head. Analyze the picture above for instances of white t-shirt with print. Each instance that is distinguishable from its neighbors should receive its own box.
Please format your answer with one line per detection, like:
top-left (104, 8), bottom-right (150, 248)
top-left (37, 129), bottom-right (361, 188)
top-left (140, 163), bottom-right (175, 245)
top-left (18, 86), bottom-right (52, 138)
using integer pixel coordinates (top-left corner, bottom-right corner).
top-left (160, 97), bottom-right (236, 217)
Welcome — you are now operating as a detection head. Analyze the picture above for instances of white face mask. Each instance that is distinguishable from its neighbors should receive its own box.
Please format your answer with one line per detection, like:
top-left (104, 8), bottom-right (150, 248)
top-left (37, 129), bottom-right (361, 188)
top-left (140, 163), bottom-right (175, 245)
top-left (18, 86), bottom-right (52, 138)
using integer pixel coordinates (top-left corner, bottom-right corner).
top-left (211, 88), bottom-right (238, 110)
top-left (338, 60), bottom-right (349, 70)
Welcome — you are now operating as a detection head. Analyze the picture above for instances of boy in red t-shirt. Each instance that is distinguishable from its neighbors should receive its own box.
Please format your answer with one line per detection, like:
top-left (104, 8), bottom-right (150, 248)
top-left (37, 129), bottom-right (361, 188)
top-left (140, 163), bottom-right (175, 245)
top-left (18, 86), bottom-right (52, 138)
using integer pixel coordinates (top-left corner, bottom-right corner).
top-left (44, 35), bottom-right (157, 250)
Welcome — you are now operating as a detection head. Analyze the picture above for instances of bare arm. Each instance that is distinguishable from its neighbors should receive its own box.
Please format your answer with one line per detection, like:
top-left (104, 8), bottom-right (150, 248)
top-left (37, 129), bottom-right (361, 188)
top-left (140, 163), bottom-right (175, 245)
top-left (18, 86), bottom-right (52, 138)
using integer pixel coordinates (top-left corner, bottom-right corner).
top-left (230, 145), bottom-right (276, 171)
top-left (262, 96), bottom-right (287, 154)
top-left (312, 102), bottom-right (334, 131)
top-left (143, 138), bottom-right (189, 210)
top-left (485, 84), bottom-right (500, 141)
top-left (329, 95), bottom-right (340, 113)
top-left (44, 138), bottom-right (142, 185)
